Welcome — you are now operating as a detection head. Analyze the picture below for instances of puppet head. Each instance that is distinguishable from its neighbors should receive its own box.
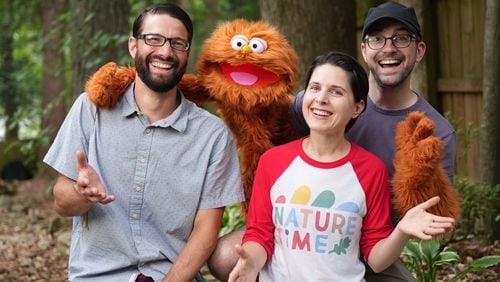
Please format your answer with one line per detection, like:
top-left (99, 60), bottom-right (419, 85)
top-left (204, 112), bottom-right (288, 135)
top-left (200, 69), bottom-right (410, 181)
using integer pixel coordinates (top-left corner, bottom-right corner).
top-left (195, 19), bottom-right (298, 111)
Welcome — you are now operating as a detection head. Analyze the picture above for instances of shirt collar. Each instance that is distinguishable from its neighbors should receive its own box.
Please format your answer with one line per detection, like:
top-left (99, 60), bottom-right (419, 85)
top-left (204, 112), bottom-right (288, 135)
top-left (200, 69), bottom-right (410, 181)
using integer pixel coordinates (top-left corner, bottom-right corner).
top-left (119, 82), bottom-right (189, 132)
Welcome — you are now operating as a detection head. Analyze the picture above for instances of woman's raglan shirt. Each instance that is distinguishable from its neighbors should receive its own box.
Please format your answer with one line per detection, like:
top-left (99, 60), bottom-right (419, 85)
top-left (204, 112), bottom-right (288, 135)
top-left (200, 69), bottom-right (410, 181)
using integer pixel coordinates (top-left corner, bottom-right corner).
top-left (243, 137), bottom-right (394, 281)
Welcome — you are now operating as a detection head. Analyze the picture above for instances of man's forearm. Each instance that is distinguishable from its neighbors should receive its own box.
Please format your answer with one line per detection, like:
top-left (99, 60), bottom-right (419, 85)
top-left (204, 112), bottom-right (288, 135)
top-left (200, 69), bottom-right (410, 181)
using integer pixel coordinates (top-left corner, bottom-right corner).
top-left (163, 208), bottom-right (224, 281)
top-left (53, 175), bottom-right (93, 216)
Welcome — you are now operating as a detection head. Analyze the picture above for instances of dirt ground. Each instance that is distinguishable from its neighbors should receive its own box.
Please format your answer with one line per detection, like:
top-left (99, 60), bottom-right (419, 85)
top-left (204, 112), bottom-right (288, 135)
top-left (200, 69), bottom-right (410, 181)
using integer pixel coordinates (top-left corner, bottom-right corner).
top-left (0, 178), bottom-right (498, 281)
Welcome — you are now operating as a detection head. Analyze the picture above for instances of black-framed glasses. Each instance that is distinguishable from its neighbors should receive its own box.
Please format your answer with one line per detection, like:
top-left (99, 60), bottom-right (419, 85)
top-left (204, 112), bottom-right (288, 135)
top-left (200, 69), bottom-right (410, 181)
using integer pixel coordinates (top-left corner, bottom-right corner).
top-left (136, 34), bottom-right (190, 52)
top-left (364, 34), bottom-right (416, 50)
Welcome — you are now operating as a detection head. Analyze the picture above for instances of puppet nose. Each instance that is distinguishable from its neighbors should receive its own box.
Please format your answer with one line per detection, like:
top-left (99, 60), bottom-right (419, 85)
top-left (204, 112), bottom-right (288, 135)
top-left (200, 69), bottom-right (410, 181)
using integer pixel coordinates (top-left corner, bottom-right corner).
top-left (241, 45), bottom-right (251, 53)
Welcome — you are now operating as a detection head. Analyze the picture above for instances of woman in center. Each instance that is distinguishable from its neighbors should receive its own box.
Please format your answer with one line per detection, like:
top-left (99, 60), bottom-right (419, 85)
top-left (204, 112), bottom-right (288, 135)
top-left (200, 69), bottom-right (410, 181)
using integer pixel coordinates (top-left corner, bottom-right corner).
top-left (228, 52), bottom-right (454, 281)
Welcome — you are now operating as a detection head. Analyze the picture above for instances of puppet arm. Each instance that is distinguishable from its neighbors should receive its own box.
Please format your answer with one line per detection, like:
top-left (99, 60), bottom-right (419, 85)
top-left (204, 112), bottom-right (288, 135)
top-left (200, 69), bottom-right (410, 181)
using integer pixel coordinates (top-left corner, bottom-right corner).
top-left (85, 62), bottom-right (135, 108)
top-left (392, 112), bottom-right (461, 222)
top-left (178, 74), bottom-right (213, 105)
top-left (85, 63), bottom-right (211, 108)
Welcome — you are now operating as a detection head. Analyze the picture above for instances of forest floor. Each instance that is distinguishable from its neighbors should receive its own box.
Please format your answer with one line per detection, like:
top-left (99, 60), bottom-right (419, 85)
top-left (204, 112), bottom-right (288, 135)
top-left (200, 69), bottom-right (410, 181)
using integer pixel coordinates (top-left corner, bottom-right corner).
top-left (0, 177), bottom-right (498, 281)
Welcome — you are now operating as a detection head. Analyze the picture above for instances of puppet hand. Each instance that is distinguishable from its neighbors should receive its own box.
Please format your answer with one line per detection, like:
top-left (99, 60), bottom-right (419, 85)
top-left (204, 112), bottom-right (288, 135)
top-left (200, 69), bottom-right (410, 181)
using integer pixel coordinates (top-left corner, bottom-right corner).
top-left (85, 62), bottom-right (135, 108)
top-left (394, 111), bottom-right (443, 173)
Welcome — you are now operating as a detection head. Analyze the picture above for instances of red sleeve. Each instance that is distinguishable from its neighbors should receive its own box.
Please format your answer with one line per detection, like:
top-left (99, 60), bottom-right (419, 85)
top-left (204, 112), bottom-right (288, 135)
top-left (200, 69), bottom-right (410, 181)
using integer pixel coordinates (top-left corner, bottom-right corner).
top-left (242, 139), bottom-right (302, 262)
top-left (353, 146), bottom-right (394, 260)
top-left (242, 154), bottom-right (275, 261)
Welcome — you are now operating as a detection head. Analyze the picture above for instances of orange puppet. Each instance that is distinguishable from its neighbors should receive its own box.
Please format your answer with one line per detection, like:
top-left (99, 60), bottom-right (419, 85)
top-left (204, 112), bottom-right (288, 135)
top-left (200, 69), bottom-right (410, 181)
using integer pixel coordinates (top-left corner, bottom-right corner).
top-left (392, 112), bottom-right (461, 222)
top-left (85, 19), bottom-right (300, 213)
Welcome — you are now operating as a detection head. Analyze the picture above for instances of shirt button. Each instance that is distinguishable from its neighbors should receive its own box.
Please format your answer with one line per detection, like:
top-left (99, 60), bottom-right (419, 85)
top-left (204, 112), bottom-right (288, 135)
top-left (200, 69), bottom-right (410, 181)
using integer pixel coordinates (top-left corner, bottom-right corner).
top-left (135, 186), bottom-right (142, 192)
top-left (132, 213), bottom-right (139, 219)
top-left (145, 128), bottom-right (151, 134)
top-left (140, 158), bottom-right (146, 163)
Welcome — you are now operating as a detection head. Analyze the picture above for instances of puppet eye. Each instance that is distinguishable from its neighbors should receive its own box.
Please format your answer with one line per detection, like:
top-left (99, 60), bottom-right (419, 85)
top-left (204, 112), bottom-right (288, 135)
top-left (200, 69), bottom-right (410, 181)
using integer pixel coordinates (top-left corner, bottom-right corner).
top-left (249, 37), bottom-right (267, 53)
top-left (230, 35), bottom-right (249, 50)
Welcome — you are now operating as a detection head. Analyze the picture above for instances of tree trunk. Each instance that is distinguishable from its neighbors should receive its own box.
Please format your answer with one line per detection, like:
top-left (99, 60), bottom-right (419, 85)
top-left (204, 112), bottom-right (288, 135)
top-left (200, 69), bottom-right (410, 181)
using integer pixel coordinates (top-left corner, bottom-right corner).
top-left (260, 0), bottom-right (356, 89)
top-left (480, 0), bottom-right (500, 241)
top-left (40, 0), bottom-right (67, 158)
top-left (0, 1), bottom-right (18, 141)
top-left (69, 0), bottom-right (130, 99)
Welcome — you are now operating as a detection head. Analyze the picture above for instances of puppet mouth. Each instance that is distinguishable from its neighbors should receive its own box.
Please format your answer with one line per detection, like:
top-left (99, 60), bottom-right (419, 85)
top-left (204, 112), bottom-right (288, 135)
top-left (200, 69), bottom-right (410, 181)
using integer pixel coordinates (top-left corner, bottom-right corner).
top-left (220, 63), bottom-right (279, 86)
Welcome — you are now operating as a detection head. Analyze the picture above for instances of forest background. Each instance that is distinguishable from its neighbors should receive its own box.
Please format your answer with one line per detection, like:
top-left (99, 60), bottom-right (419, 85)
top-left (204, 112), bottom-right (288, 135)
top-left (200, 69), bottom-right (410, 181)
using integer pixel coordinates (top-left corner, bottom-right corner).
top-left (0, 0), bottom-right (499, 280)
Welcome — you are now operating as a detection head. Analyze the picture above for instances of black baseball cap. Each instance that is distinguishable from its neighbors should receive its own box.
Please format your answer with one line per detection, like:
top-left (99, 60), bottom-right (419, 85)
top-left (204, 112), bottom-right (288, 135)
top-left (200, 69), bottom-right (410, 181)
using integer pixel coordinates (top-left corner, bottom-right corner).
top-left (362, 1), bottom-right (421, 39)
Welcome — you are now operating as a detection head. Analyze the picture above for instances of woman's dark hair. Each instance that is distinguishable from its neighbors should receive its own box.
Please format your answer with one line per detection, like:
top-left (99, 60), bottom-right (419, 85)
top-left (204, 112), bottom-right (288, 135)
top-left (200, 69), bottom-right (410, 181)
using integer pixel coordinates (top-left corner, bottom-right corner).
top-left (303, 51), bottom-right (368, 131)
top-left (132, 3), bottom-right (193, 43)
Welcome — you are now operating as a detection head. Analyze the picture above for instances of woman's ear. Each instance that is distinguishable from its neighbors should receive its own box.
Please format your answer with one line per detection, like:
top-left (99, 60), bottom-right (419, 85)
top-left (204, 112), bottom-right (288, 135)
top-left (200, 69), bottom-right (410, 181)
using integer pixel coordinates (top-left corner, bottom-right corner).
top-left (352, 100), bottom-right (366, 118)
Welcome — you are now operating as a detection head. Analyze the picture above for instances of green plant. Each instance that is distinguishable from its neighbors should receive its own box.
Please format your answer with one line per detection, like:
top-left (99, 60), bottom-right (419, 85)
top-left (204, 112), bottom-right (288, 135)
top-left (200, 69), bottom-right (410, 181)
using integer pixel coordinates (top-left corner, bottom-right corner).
top-left (4, 102), bottom-right (51, 172)
top-left (454, 178), bottom-right (500, 240)
top-left (402, 239), bottom-right (500, 282)
top-left (402, 239), bottom-right (459, 282)
top-left (449, 255), bottom-right (500, 282)
top-left (219, 204), bottom-right (245, 237)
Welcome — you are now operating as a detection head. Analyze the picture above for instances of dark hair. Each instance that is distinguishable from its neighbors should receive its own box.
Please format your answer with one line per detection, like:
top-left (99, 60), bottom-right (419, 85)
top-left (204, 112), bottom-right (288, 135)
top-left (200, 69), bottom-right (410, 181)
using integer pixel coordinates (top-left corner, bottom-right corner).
top-left (132, 3), bottom-right (193, 43)
top-left (303, 51), bottom-right (368, 131)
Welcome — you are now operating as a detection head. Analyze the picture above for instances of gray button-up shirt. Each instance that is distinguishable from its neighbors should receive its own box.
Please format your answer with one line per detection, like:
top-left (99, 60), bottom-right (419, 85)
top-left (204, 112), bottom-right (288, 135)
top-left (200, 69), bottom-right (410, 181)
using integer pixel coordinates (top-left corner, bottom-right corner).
top-left (44, 84), bottom-right (244, 281)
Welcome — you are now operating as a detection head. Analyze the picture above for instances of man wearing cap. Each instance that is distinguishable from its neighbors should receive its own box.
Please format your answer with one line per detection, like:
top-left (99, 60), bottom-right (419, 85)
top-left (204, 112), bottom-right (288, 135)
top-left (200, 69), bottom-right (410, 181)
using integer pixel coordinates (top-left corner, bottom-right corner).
top-left (292, 1), bottom-right (456, 281)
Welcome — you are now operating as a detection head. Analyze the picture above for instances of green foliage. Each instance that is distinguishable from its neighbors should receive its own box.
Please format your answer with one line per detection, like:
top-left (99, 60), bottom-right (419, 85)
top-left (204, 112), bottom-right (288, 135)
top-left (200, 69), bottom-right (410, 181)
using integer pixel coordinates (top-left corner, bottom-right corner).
top-left (450, 255), bottom-right (500, 282)
top-left (403, 238), bottom-right (500, 282)
top-left (216, 0), bottom-right (260, 21)
top-left (219, 204), bottom-right (245, 237)
top-left (10, 27), bottom-right (43, 111)
top-left (454, 178), bottom-right (500, 240)
top-left (4, 103), bottom-right (50, 171)
top-left (402, 239), bottom-right (459, 282)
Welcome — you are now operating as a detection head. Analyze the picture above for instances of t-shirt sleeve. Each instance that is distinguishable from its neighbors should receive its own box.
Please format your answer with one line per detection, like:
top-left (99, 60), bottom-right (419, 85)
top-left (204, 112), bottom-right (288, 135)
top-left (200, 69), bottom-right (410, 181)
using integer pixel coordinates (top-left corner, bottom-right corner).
top-left (358, 154), bottom-right (393, 260)
top-left (242, 153), bottom-right (275, 261)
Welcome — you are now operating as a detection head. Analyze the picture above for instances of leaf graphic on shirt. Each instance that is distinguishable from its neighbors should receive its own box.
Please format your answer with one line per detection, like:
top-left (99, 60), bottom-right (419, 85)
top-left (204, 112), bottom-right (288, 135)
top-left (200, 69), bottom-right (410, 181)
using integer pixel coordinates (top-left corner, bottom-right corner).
top-left (329, 237), bottom-right (352, 255)
top-left (290, 185), bottom-right (311, 205)
top-left (311, 190), bottom-right (335, 208)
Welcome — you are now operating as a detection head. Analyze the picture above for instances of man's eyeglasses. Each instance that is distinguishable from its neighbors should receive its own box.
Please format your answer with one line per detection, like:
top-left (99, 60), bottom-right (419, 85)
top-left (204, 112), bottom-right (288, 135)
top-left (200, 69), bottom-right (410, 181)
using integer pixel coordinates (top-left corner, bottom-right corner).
top-left (136, 34), bottom-right (190, 52)
top-left (364, 34), bottom-right (416, 50)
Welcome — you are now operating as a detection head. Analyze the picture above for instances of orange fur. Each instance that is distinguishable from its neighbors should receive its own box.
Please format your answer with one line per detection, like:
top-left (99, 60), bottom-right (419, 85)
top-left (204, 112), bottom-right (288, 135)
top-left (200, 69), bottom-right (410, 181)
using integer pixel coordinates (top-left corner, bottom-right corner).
top-left (85, 62), bottom-right (135, 108)
top-left (392, 112), bottom-right (461, 222)
top-left (85, 20), bottom-right (300, 215)
top-left (193, 20), bottom-right (300, 213)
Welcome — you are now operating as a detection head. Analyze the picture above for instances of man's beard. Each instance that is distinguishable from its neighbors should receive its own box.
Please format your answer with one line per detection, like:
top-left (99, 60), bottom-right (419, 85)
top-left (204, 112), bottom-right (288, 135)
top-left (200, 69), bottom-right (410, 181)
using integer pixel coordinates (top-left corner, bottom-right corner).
top-left (135, 54), bottom-right (186, 93)
top-left (370, 55), bottom-right (415, 88)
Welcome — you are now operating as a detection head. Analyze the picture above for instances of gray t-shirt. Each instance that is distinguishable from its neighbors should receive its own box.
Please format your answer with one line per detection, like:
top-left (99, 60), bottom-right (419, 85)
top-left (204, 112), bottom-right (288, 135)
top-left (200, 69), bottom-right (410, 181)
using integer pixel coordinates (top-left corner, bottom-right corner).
top-left (292, 91), bottom-right (456, 183)
top-left (345, 95), bottom-right (456, 183)
top-left (44, 84), bottom-right (244, 281)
